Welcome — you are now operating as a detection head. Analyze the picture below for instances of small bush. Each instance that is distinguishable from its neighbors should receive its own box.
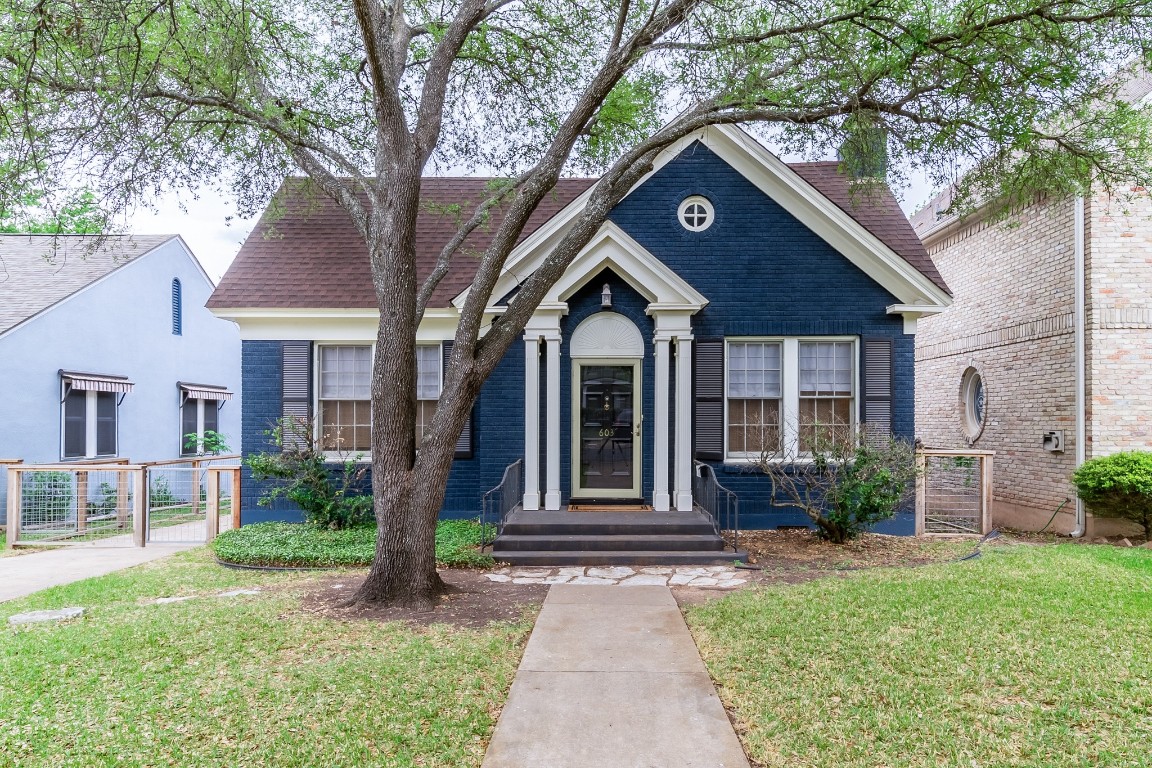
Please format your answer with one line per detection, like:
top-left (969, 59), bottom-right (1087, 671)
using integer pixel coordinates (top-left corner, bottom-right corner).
top-left (1072, 451), bottom-right (1152, 540)
top-left (211, 520), bottom-right (494, 568)
top-left (757, 426), bottom-right (920, 544)
top-left (246, 417), bottom-right (372, 530)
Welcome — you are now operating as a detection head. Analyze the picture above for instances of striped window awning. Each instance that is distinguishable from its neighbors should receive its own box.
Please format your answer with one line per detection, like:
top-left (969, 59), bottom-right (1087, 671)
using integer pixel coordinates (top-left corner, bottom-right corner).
top-left (179, 382), bottom-right (234, 401)
top-left (60, 370), bottom-right (135, 394)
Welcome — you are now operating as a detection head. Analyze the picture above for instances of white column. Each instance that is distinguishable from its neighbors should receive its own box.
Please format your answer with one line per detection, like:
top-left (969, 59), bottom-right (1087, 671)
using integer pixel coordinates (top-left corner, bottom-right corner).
top-left (653, 337), bottom-right (671, 511)
top-left (544, 335), bottom-right (562, 510)
top-left (523, 335), bottom-right (541, 510)
top-left (674, 335), bottom-right (694, 511)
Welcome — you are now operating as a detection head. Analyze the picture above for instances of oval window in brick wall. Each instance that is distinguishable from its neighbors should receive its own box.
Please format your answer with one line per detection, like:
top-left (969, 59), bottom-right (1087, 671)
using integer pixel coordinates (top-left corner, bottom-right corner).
top-left (960, 366), bottom-right (986, 443)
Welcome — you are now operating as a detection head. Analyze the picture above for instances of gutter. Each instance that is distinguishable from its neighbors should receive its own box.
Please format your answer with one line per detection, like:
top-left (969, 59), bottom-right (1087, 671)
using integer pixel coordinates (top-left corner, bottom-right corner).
top-left (1072, 196), bottom-right (1087, 537)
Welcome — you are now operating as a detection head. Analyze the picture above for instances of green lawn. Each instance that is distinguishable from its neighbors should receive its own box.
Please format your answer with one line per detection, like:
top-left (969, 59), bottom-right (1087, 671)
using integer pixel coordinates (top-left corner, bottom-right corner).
top-left (0, 548), bottom-right (532, 767)
top-left (686, 544), bottom-right (1152, 768)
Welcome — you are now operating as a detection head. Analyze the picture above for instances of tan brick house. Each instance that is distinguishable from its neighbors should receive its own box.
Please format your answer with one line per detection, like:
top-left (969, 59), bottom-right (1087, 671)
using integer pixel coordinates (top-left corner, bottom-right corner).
top-left (912, 74), bottom-right (1152, 537)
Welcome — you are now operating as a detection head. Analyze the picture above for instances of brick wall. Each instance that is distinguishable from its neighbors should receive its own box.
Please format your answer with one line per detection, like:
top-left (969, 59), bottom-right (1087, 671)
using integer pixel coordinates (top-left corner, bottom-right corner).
top-left (1086, 188), bottom-right (1152, 461)
top-left (916, 197), bottom-right (1080, 532)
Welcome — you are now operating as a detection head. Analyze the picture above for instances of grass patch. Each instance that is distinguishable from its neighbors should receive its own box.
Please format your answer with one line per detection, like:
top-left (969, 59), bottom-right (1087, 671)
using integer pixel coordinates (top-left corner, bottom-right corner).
top-left (0, 548), bottom-right (530, 767)
top-left (686, 544), bottom-right (1152, 767)
top-left (211, 519), bottom-right (494, 568)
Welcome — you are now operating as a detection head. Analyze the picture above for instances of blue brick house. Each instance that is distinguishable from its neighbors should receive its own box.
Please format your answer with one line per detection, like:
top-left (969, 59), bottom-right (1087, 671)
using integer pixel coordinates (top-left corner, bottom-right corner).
top-left (208, 125), bottom-right (950, 546)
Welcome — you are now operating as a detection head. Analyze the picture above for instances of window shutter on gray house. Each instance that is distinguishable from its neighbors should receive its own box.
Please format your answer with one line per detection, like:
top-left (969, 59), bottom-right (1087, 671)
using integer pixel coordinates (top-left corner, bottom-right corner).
top-left (861, 336), bottom-right (893, 444)
top-left (442, 341), bottom-right (474, 459)
top-left (693, 338), bottom-right (725, 461)
top-left (281, 341), bottom-right (312, 451)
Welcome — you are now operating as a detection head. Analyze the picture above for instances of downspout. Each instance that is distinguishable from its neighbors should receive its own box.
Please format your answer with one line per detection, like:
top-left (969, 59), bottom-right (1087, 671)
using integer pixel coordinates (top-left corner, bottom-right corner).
top-left (1072, 195), bottom-right (1087, 537)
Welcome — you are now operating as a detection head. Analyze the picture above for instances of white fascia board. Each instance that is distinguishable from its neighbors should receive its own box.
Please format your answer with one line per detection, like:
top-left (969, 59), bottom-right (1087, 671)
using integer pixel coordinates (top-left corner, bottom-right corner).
top-left (213, 306), bottom-right (461, 341)
top-left (540, 222), bottom-right (708, 309)
top-left (886, 303), bottom-right (945, 335)
top-left (705, 125), bottom-right (951, 308)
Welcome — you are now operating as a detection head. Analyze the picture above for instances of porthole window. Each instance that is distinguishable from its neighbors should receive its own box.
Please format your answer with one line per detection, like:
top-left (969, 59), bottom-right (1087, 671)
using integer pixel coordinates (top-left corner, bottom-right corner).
top-left (960, 366), bottom-right (986, 443)
top-left (677, 196), bottom-right (714, 232)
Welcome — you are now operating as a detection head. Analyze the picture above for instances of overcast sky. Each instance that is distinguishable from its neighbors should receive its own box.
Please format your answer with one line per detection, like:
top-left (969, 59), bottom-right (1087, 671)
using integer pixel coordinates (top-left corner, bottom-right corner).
top-left (128, 156), bottom-right (940, 285)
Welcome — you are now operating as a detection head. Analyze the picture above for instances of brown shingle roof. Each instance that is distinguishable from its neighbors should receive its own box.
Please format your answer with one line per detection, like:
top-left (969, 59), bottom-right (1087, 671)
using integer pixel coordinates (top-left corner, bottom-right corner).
top-left (789, 162), bottom-right (948, 293)
top-left (0, 234), bottom-right (176, 335)
top-left (210, 166), bottom-right (948, 310)
top-left (207, 178), bottom-right (595, 310)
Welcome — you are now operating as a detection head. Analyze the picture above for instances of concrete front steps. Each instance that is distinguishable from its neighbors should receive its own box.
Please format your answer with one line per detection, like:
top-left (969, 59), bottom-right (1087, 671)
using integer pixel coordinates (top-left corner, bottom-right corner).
top-left (490, 510), bottom-right (747, 566)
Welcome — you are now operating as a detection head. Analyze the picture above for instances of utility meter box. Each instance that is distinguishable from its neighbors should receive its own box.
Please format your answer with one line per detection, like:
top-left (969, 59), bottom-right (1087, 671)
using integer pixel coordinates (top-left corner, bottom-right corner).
top-left (1043, 430), bottom-right (1065, 453)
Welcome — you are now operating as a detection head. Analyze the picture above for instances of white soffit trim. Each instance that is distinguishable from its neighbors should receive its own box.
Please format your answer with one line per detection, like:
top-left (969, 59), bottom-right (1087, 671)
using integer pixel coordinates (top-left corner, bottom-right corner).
top-left (453, 123), bottom-right (950, 310)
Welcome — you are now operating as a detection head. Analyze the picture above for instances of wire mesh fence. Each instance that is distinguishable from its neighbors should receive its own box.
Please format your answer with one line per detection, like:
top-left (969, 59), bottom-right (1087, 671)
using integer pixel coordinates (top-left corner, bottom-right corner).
top-left (7, 466), bottom-right (141, 546)
top-left (145, 461), bottom-right (239, 544)
top-left (916, 450), bottom-right (994, 535)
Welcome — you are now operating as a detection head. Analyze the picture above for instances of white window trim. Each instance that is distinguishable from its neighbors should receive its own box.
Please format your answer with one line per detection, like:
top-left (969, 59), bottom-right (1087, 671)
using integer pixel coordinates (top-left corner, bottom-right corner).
top-left (314, 342), bottom-right (443, 461)
top-left (723, 336), bottom-right (859, 463)
top-left (61, 389), bottom-right (119, 460)
top-left (677, 195), bottom-right (715, 232)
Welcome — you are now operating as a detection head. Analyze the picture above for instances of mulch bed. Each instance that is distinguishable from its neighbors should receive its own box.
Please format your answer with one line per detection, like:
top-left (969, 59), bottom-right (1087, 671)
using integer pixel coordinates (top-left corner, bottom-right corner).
top-left (737, 528), bottom-right (982, 571)
top-left (299, 569), bottom-right (547, 628)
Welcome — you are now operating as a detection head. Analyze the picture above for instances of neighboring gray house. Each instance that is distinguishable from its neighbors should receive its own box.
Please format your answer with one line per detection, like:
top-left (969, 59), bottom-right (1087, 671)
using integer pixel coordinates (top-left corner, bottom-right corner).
top-left (0, 235), bottom-right (241, 523)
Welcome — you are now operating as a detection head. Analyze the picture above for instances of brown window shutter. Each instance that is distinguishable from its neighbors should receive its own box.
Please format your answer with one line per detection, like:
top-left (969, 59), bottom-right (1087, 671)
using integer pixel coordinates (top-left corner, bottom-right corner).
top-left (442, 341), bottom-right (474, 459)
top-left (693, 338), bottom-right (725, 461)
top-left (861, 336), bottom-right (893, 444)
top-left (281, 341), bottom-right (312, 451)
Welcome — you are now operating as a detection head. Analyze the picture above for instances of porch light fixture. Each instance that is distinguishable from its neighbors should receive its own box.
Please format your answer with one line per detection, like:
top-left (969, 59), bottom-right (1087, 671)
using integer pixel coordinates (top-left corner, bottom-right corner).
top-left (601, 283), bottom-right (612, 309)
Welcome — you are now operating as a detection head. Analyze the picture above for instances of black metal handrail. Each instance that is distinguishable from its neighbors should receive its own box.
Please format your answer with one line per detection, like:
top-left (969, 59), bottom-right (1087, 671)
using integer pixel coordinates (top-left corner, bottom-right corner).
top-left (692, 460), bottom-right (740, 553)
top-left (481, 459), bottom-right (522, 549)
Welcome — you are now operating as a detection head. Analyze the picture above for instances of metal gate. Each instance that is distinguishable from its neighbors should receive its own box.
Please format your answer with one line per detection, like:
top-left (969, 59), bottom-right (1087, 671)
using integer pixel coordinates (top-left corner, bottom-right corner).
top-left (144, 460), bottom-right (241, 544)
top-left (916, 449), bottom-right (994, 535)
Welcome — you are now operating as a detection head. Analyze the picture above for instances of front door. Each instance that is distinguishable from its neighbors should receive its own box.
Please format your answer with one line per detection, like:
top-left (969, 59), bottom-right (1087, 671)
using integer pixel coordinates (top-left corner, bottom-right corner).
top-left (573, 361), bottom-right (641, 498)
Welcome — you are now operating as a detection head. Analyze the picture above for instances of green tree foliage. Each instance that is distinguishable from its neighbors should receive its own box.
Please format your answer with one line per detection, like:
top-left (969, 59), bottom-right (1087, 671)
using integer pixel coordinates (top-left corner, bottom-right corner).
top-left (0, 188), bottom-right (105, 233)
top-left (3, 0), bottom-right (1149, 606)
top-left (1072, 451), bottom-right (1152, 540)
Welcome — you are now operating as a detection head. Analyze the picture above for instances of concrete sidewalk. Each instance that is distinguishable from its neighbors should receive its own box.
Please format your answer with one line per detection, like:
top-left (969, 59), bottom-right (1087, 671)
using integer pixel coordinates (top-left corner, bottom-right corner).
top-left (0, 544), bottom-right (193, 603)
top-left (482, 585), bottom-right (750, 768)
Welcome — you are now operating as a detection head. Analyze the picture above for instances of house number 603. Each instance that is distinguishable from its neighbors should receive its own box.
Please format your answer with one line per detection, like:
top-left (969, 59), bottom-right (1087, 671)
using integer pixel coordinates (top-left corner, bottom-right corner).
top-left (598, 428), bottom-right (613, 437)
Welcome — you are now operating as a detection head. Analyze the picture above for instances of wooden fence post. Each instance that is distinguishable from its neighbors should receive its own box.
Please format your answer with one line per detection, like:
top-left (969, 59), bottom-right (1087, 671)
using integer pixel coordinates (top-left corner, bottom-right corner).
top-left (914, 452), bottom-right (926, 537)
top-left (76, 470), bottom-right (89, 534)
top-left (6, 468), bottom-right (19, 547)
top-left (190, 458), bottom-right (201, 520)
top-left (132, 469), bottom-right (146, 547)
top-left (205, 470), bottom-right (220, 543)
top-left (981, 454), bottom-right (994, 535)
top-left (231, 468), bottom-right (242, 531)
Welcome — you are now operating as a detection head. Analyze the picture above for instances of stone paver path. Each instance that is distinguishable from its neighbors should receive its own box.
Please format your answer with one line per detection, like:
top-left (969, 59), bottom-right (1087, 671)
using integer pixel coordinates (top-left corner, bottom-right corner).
top-left (485, 564), bottom-right (748, 588)
top-left (481, 585), bottom-right (750, 768)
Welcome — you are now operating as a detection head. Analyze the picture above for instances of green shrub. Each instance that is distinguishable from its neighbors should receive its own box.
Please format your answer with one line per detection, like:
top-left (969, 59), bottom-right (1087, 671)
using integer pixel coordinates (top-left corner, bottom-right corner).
top-left (210, 520), bottom-right (494, 568)
top-left (1072, 451), bottom-right (1152, 540)
top-left (22, 471), bottom-right (73, 524)
top-left (246, 417), bottom-right (372, 530)
top-left (758, 426), bottom-right (920, 544)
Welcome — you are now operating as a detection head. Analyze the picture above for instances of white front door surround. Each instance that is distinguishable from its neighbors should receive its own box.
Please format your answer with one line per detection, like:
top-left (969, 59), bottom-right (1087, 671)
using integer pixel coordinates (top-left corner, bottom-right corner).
top-left (522, 308), bottom-right (697, 512)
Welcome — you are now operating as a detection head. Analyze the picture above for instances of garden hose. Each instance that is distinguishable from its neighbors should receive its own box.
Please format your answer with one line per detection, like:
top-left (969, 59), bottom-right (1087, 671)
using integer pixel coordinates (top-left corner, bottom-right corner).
top-left (1038, 498), bottom-right (1071, 533)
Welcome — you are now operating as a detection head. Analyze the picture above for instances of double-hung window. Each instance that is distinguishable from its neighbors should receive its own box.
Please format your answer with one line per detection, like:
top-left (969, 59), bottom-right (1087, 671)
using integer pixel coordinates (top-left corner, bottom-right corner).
top-left (725, 338), bottom-right (856, 459)
top-left (317, 344), bottom-right (442, 452)
top-left (180, 399), bottom-right (221, 455)
top-left (727, 342), bottom-right (782, 454)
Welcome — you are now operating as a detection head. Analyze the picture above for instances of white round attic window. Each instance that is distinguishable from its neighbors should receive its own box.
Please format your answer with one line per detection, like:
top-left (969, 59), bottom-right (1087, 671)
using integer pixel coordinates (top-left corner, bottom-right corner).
top-left (677, 196), bottom-right (714, 232)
